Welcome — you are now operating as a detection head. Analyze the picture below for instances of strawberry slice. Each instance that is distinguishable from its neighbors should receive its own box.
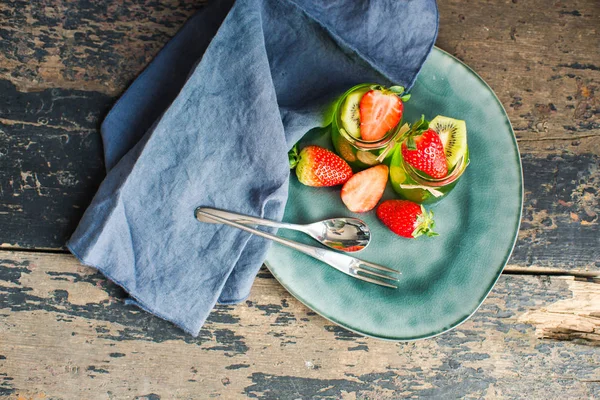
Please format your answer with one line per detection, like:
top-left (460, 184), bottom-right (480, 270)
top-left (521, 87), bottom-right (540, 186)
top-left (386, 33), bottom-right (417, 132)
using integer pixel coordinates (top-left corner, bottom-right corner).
top-left (341, 164), bottom-right (388, 213)
top-left (401, 128), bottom-right (448, 179)
top-left (292, 145), bottom-right (353, 187)
top-left (359, 90), bottom-right (403, 141)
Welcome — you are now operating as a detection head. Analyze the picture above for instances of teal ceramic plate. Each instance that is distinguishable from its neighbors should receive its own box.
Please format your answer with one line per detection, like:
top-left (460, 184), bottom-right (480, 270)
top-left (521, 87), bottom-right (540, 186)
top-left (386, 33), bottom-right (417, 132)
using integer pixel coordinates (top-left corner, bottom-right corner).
top-left (264, 47), bottom-right (523, 340)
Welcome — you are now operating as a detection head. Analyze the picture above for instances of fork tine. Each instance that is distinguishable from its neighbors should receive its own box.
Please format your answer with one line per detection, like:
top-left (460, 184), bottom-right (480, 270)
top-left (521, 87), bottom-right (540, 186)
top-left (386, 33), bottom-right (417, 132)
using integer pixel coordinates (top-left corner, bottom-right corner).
top-left (352, 273), bottom-right (398, 289)
top-left (359, 260), bottom-right (401, 274)
top-left (355, 266), bottom-right (400, 282)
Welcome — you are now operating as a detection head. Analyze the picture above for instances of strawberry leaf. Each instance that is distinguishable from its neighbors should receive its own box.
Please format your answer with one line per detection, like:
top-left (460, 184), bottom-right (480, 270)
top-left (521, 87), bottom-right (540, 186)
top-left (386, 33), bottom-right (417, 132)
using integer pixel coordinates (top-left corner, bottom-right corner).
top-left (400, 94), bottom-right (411, 102)
top-left (403, 115), bottom-right (431, 149)
top-left (412, 206), bottom-right (438, 238)
top-left (412, 115), bottom-right (429, 134)
top-left (288, 144), bottom-right (300, 169)
top-left (389, 85), bottom-right (405, 95)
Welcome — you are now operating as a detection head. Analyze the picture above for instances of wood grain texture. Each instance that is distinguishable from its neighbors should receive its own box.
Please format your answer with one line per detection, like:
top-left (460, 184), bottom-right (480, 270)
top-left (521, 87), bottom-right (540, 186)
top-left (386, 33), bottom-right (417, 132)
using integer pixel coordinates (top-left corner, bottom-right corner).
top-left (1, 252), bottom-right (599, 399)
top-left (0, 0), bottom-right (208, 96)
top-left (0, 0), bottom-right (598, 270)
top-left (437, 0), bottom-right (600, 156)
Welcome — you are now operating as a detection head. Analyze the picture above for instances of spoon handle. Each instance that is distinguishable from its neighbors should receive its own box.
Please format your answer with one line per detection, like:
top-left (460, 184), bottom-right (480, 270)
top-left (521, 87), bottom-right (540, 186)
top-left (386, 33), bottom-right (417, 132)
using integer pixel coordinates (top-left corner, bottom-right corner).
top-left (195, 207), bottom-right (302, 232)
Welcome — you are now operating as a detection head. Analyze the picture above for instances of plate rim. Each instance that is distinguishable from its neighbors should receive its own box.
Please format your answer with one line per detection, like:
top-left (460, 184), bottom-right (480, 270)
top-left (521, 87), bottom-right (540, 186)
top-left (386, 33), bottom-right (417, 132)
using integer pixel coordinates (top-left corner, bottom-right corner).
top-left (265, 46), bottom-right (524, 341)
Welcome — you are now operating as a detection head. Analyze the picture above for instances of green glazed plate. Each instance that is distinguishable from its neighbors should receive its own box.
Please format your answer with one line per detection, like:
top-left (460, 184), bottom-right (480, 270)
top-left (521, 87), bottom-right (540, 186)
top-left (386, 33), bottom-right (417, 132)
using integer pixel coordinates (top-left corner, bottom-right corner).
top-left (264, 47), bottom-right (523, 340)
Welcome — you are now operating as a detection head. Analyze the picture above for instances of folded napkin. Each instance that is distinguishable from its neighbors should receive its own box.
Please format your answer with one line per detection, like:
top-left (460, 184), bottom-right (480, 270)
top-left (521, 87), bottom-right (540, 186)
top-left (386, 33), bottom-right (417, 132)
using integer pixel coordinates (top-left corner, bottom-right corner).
top-left (68, 0), bottom-right (438, 336)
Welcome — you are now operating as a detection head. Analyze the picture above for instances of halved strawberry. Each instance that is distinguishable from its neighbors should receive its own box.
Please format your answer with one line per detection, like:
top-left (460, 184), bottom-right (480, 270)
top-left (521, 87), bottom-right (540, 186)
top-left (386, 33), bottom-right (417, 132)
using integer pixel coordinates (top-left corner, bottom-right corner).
top-left (359, 89), bottom-right (403, 141)
top-left (292, 145), bottom-right (353, 187)
top-left (341, 164), bottom-right (388, 213)
top-left (377, 199), bottom-right (437, 239)
top-left (401, 128), bottom-right (448, 179)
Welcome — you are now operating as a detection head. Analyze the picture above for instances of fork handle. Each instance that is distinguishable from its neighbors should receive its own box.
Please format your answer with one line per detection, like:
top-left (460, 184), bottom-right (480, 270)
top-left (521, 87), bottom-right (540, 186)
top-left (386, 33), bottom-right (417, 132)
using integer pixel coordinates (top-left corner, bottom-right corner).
top-left (196, 207), bottom-right (302, 231)
top-left (195, 208), bottom-right (349, 275)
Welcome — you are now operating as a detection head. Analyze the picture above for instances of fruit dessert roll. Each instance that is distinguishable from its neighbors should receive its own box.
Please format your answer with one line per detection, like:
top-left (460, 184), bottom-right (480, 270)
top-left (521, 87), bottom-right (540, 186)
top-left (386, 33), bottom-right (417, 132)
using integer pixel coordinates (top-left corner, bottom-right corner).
top-left (331, 84), bottom-right (409, 170)
top-left (389, 115), bottom-right (469, 204)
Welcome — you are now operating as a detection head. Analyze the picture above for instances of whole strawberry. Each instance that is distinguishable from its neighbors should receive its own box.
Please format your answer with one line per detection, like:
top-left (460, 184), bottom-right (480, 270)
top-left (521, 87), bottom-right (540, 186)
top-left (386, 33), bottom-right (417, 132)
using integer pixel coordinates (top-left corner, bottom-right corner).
top-left (376, 200), bottom-right (437, 238)
top-left (290, 145), bottom-right (353, 187)
top-left (402, 128), bottom-right (448, 179)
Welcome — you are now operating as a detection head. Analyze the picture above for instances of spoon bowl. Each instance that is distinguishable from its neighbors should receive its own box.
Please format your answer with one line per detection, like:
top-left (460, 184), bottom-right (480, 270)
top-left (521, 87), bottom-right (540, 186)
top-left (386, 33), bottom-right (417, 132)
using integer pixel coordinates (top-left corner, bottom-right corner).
top-left (302, 218), bottom-right (371, 252)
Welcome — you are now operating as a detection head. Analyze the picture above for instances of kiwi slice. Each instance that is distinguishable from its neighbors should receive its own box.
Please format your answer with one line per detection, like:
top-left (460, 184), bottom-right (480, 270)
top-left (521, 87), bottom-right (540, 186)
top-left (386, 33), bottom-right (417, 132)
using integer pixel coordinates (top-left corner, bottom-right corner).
top-left (429, 115), bottom-right (467, 169)
top-left (340, 87), bottom-right (369, 138)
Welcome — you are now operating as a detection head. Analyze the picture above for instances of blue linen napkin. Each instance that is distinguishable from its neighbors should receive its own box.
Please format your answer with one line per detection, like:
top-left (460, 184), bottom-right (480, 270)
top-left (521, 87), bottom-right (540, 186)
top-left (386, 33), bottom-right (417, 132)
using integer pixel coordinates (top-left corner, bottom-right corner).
top-left (68, 0), bottom-right (438, 336)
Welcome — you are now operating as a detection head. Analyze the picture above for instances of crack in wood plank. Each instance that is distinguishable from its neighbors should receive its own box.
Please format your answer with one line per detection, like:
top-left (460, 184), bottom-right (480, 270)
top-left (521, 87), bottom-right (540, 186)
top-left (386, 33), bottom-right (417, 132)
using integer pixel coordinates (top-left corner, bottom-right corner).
top-left (504, 265), bottom-right (600, 278)
top-left (0, 117), bottom-right (95, 133)
top-left (517, 134), bottom-right (599, 142)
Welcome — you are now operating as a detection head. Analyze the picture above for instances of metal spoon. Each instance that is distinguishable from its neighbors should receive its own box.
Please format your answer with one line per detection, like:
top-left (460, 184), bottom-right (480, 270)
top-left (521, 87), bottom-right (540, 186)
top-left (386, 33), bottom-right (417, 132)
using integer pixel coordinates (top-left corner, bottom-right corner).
top-left (195, 207), bottom-right (371, 252)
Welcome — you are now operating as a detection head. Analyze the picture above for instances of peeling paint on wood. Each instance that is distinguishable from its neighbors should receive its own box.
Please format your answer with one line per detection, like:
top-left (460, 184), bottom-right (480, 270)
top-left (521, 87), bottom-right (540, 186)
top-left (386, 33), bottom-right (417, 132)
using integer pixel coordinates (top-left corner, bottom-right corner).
top-left (513, 153), bottom-right (600, 269)
top-left (0, 80), bottom-right (107, 249)
top-left (1, 252), bottom-right (599, 398)
top-left (0, 0), bottom-right (208, 96)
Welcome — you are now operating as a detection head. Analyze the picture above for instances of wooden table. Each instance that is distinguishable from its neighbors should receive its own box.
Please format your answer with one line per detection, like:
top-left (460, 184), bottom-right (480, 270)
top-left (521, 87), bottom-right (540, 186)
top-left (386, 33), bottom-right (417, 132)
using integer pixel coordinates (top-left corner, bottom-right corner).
top-left (1, 0), bottom-right (599, 398)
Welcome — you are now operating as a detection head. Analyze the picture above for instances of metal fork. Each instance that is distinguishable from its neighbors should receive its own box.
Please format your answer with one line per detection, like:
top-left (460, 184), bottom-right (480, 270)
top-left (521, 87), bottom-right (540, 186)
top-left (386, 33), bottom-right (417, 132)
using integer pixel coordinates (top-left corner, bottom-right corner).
top-left (195, 208), bottom-right (400, 289)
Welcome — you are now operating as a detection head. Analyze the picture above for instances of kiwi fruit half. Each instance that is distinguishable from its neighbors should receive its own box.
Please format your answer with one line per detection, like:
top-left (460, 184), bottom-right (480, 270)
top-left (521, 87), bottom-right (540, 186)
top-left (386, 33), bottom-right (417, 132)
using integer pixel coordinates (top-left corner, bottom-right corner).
top-left (340, 87), bottom-right (369, 138)
top-left (429, 115), bottom-right (467, 169)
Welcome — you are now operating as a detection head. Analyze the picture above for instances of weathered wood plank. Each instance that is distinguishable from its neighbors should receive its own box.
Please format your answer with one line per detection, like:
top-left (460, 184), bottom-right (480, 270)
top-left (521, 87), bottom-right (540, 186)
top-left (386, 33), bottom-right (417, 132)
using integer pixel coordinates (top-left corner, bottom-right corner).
top-left (1, 252), bottom-right (599, 398)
